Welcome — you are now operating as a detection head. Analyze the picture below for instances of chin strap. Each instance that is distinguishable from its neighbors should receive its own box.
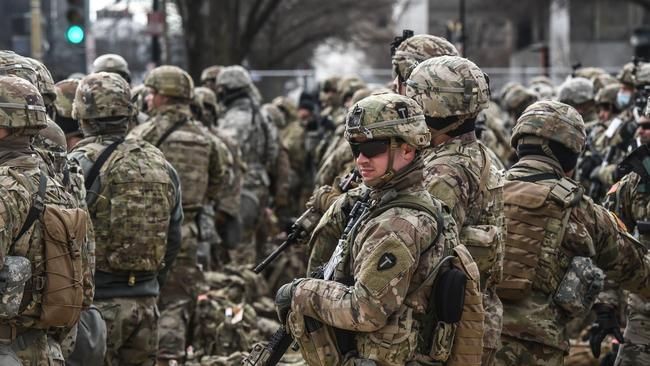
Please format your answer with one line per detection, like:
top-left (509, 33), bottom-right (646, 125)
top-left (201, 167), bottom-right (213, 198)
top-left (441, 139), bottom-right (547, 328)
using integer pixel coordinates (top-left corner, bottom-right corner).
top-left (367, 137), bottom-right (400, 187)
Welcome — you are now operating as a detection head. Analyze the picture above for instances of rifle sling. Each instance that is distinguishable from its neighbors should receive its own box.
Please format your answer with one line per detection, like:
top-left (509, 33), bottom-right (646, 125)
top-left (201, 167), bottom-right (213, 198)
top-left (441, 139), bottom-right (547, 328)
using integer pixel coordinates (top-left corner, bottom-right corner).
top-left (84, 138), bottom-right (124, 191)
top-left (13, 170), bottom-right (47, 244)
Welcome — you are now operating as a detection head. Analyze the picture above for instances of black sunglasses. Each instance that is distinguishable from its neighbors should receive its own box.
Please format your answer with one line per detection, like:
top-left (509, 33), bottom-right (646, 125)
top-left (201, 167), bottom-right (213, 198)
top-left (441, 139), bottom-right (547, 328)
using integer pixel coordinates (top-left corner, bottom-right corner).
top-left (350, 140), bottom-right (391, 158)
top-left (639, 124), bottom-right (650, 130)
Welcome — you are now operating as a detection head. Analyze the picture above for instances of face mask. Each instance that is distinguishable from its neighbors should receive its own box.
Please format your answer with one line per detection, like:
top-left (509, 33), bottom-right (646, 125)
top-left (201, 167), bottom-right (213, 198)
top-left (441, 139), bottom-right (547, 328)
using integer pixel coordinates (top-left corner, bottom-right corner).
top-left (616, 90), bottom-right (632, 109)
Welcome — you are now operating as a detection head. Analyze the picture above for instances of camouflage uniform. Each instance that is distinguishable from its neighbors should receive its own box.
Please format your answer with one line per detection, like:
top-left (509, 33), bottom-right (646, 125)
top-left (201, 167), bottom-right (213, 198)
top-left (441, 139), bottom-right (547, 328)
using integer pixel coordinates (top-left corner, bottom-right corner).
top-left (216, 66), bottom-right (278, 264)
top-left (68, 72), bottom-right (183, 366)
top-left (495, 101), bottom-right (650, 366)
top-left (406, 56), bottom-right (506, 365)
top-left (53, 79), bottom-right (83, 150)
top-left (604, 132), bottom-right (650, 366)
top-left (0, 76), bottom-right (93, 366)
top-left (557, 77), bottom-right (598, 131)
top-left (314, 76), bottom-right (345, 165)
top-left (128, 65), bottom-right (226, 362)
top-left (291, 93), bottom-right (481, 365)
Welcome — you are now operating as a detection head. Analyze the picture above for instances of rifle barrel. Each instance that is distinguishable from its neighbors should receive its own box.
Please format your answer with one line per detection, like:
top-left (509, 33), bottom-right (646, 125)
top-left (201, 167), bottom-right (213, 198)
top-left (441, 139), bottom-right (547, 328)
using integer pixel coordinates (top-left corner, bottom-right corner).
top-left (253, 234), bottom-right (296, 274)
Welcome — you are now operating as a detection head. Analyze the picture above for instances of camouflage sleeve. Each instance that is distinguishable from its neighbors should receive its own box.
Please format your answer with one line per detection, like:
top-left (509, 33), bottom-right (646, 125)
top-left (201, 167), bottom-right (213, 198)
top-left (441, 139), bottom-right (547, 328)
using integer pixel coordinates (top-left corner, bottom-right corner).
top-left (603, 173), bottom-right (637, 232)
top-left (263, 114), bottom-right (280, 173)
top-left (425, 163), bottom-right (471, 227)
top-left (212, 136), bottom-right (240, 217)
top-left (0, 184), bottom-right (31, 267)
top-left (293, 211), bottom-right (437, 332)
top-left (272, 145), bottom-right (291, 207)
top-left (586, 201), bottom-right (650, 299)
top-left (158, 161), bottom-right (183, 287)
top-left (206, 134), bottom-right (228, 203)
top-left (305, 192), bottom-right (350, 274)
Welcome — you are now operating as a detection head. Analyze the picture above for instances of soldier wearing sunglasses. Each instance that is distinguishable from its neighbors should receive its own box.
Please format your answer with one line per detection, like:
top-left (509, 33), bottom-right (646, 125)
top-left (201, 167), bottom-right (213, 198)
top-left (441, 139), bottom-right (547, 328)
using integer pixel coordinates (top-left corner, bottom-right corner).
top-left (274, 92), bottom-right (480, 365)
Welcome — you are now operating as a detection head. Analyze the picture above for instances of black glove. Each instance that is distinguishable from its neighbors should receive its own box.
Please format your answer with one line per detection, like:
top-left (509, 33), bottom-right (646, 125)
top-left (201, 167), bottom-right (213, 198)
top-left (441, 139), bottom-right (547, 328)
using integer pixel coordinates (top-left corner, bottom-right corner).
top-left (275, 279), bottom-right (304, 325)
top-left (588, 306), bottom-right (624, 358)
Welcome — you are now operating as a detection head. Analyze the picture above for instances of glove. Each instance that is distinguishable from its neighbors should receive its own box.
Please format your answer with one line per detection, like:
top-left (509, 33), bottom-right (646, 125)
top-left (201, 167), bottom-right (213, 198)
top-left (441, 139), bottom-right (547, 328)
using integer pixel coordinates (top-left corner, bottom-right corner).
top-left (275, 279), bottom-right (305, 325)
top-left (587, 306), bottom-right (624, 358)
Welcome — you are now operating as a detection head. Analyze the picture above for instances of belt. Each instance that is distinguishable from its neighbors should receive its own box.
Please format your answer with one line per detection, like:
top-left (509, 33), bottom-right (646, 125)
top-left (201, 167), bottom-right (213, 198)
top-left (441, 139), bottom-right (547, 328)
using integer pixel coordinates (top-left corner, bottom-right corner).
top-left (0, 324), bottom-right (43, 351)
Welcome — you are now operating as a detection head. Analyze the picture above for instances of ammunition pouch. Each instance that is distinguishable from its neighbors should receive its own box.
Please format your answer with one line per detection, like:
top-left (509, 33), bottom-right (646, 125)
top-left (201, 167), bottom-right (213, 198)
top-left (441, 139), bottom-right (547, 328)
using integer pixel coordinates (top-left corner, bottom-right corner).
top-left (287, 310), bottom-right (342, 365)
top-left (459, 224), bottom-right (498, 289)
top-left (553, 256), bottom-right (605, 318)
top-left (0, 256), bottom-right (31, 320)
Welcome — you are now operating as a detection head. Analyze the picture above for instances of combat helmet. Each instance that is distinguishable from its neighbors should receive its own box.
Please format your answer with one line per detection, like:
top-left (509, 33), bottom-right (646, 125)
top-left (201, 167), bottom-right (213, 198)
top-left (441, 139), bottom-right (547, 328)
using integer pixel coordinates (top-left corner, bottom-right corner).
top-left (338, 76), bottom-right (366, 106)
top-left (216, 65), bottom-right (254, 91)
top-left (345, 92), bottom-right (430, 184)
top-left (200, 65), bottom-right (222, 85)
top-left (25, 57), bottom-right (57, 106)
top-left (617, 62), bottom-right (636, 86)
top-left (54, 79), bottom-right (80, 119)
top-left (503, 84), bottom-right (538, 118)
top-left (72, 72), bottom-right (135, 121)
top-left (272, 96), bottom-right (297, 121)
top-left (405, 56), bottom-right (490, 135)
top-left (319, 75), bottom-right (341, 107)
top-left (0, 75), bottom-right (47, 133)
top-left (595, 83), bottom-right (620, 106)
top-left (558, 77), bottom-right (594, 106)
top-left (511, 100), bottom-right (586, 155)
top-left (633, 62), bottom-right (650, 87)
top-left (0, 51), bottom-right (40, 93)
top-left (192, 86), bottom-right (218, 126)
top-left (262, 103), bottom-right (286, 129)
top-left (574, 67), bottom-right (607, 81)
top-left (92, 54), bottom-right (131, 83)
top-left (392, 34), bottom-right (459, 82)
top-left (144, 65), bottom-right (194, 100)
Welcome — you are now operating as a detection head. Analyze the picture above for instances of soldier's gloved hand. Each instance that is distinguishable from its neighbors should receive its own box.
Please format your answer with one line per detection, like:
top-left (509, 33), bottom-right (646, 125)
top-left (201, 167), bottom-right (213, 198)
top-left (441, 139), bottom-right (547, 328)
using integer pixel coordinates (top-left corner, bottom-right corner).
top-left (275, 279), bottom-right (305, 325)
top-left (588, 306), bottom-right (624, 358)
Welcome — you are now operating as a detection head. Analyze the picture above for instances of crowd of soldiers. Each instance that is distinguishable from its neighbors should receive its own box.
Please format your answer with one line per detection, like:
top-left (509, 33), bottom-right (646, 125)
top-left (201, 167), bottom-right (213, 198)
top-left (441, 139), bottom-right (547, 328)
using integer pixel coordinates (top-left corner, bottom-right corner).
top-left (1, 29), bottom-right (650, 366)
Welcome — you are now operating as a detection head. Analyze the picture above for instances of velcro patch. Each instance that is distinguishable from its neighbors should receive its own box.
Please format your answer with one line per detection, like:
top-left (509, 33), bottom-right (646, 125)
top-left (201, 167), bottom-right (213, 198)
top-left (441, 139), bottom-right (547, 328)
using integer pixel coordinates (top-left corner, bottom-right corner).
top-left (377, 253), bottom-right (397, 271)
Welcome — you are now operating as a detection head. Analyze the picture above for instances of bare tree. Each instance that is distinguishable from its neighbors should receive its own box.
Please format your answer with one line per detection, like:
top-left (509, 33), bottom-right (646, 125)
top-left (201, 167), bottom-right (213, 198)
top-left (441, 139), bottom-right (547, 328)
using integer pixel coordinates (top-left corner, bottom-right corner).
top-left (174, 0), bottom-right (395, 79)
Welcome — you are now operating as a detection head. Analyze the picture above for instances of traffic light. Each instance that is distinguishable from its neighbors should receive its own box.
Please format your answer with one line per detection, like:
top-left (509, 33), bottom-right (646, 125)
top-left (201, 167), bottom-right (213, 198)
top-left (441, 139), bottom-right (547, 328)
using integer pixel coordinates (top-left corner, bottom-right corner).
top-left (65, 0), bottom-right (85, 44)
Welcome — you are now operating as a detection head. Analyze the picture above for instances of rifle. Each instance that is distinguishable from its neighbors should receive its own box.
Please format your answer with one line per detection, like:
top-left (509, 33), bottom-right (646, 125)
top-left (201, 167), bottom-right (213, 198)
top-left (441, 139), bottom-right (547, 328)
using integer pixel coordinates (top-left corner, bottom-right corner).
top-left (617, 144), bottom-right (650, 183)
top-left (243, 185), bottom-right (371, 366)
top-left (252, 170), bottom-right (360, 274)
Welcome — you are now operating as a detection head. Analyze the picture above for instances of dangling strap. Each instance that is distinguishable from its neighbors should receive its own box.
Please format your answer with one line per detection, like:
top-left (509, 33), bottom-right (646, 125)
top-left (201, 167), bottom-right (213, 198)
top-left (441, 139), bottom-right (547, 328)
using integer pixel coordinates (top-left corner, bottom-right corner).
top-left (156, 117), bottom-right (189, 147)
top-left (84, 138), bottom-right (124, 191)
top-left (13, 171), bottom-right (47, 244)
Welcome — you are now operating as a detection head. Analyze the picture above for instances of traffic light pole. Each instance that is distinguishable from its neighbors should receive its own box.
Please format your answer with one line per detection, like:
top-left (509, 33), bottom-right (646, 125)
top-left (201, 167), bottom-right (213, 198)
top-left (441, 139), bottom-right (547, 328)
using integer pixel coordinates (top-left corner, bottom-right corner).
top-left (30, 0), bottom-right (42, 60)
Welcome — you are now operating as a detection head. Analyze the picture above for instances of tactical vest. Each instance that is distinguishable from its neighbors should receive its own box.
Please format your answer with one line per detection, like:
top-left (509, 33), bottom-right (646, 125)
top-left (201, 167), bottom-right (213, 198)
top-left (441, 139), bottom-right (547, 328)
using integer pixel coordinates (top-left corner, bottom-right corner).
top-left (83, 139), bottom-right (175, 275)
top-left (497, 176), bottom-right (582, 300)
top-left (1, 165), bottom-right (89, 330)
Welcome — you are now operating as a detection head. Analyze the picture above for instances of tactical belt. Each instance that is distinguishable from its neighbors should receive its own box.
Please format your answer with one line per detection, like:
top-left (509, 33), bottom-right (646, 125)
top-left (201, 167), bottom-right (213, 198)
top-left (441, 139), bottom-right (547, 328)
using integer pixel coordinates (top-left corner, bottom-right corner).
top-left (0, 324), bottom-right (43, 351)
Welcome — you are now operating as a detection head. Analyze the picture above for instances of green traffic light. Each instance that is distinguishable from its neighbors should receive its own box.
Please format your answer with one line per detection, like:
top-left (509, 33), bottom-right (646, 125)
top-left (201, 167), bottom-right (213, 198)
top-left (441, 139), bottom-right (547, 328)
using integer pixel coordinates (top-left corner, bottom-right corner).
top-left (66, 25), bottom-right (85, 44)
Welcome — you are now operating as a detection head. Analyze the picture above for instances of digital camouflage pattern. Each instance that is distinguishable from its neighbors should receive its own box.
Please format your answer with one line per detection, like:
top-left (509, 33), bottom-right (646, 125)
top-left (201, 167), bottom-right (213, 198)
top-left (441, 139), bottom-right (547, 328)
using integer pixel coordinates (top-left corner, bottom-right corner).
top-left (144, 65), bottom-right (194, 99)
top-left (553, 256), bottom-right (605, 318)
top-left (216, 65), bottom-right (255, 91)
top-left (344, 92), bottom-right (430, 148)
top-left (0, 256), bottom-right (31, 319)
top-left (91, 54), bottom-right (131, 83)
top-left (511, 100), bottom-right (587, 154)
top-left (201, 65), bottom-right (222, 85)
top-left (406, 56), bottom-right (490, 118)
top-left (0, 75), bottom-right (47, 131)
top-left (391, 34), bottom-right (459, 81)
top-left (558, 77), bottom-right (594, 106)
top-left (604, 172), bottom-right (650, 366)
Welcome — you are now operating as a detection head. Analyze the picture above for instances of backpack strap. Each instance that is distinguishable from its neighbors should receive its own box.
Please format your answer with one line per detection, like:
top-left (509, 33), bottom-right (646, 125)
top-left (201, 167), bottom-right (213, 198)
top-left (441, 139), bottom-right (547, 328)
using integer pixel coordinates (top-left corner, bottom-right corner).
top-left (511, 172), bottom-right (562, 182)
top-left (84, 138), bottom-right (124, 191)
top-left (13, 171), bottom-right (47, 244)
top-left (155, 117), bottom-right (189, 148)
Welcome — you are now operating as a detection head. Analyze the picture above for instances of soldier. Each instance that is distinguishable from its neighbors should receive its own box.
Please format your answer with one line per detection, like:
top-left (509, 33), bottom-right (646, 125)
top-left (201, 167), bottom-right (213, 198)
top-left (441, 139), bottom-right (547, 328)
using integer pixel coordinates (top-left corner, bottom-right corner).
top-left (279, 92), bottom-right (481, 365)
top-left (69, 72), bottom-right (182, 365)
top-left (215, 65), bottom-right (278, 264)
top-left (91, 54), bottom-right (132, 84)
top-left (200, 65), bottom-right (222, 94)
top-left (603, 110), bottom-right (650, 366)
top-left (128, 65), bottom-right (228, 364)
top-left (406, 55), bottom-right (506, 365)
top-left (529, 76), bottom-right (556, 100)
top-left (0, 75), bottom-right (93, 365)
top-left (502, 84), bottom-right (539, 129)
top-left (494, 100), bottom-right (650, 366)
top-left (53, 79), bottom-right (83, 150)
top-left (558, 77), bottom-right (598, 130)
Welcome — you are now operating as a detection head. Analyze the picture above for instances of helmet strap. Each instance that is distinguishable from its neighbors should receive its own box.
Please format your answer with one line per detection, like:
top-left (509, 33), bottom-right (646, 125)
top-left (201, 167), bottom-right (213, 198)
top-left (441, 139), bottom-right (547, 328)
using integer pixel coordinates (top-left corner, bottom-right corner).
top-left (376, 137), bottom-right (400, 183)
top-left (429, 115), bottom-right (467, 140)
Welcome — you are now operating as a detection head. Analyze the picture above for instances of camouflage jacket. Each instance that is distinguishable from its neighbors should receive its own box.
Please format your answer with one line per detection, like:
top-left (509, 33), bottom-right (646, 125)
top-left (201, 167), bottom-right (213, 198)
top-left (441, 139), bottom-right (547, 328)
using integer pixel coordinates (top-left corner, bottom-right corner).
top-left (69, 134), bottom-right (183, 298)
top-left (217, 97), bottom-right (278, 190)
top-left (130, 104), bottom-right (227, 216)
top-left (0, 152), bottom-right (94, 328)
top-left (502, 156), bottom-right (650, 351)
top-left (422, 131), bottom-right (505, 350)
top-left (295, 162), bottom-right (444, 362)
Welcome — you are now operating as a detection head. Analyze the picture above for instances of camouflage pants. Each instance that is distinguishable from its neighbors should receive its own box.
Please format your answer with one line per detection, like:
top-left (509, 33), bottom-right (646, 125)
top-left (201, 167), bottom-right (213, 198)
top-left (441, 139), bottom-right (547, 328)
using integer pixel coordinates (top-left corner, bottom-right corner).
top-left (614, 295), bottom-right (650, 366)
top-left (0, 332), bottom-right (64, 366)
top-left (158, 260), bottom-right (202, 361)
top-left (95, 296), bottom-right (159, 366)
top-left (495, 335), bottom-right (565, 366)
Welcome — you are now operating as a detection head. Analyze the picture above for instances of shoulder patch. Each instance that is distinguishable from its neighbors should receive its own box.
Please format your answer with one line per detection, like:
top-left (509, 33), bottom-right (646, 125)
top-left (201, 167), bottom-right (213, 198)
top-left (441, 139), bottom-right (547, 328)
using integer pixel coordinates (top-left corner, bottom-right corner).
top-left (377, 252), bottom-right (397, 271)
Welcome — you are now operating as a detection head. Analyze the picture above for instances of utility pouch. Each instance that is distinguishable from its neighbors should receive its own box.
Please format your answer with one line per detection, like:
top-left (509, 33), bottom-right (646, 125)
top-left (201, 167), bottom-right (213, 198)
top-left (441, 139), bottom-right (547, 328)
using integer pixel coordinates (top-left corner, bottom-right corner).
top-left (429, 321), bottom-right (457, 362)
top-left (435, 267), bottom-right (467, 323)
top-left (287, 310), bottom-right (342, 365)
top-left (553, 256), bottom-right (605, 318)
top-left (0, 256), bottom-right (31, 320)
top-left (460, 225), bottom-right (499, 281)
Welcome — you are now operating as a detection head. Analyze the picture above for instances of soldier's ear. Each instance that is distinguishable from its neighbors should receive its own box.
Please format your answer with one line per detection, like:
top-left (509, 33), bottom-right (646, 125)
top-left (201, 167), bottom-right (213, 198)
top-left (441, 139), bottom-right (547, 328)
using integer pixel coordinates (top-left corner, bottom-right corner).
top-left (401, 143), bottom-right (416, 161)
